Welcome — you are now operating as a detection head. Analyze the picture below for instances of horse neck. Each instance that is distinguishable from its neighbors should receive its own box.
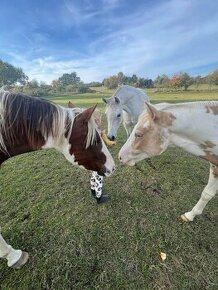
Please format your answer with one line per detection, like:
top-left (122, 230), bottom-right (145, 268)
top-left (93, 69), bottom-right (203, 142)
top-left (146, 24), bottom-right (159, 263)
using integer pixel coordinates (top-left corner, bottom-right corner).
top-left (118, 89), bottom-right (144, 116)
top-left (43, 107), bottom-right (74, 151)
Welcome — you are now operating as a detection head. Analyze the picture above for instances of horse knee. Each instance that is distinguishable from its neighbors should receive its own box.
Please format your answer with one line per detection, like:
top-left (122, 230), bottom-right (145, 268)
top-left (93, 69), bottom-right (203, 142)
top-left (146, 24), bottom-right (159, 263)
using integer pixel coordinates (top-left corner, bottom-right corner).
top-left (202, 189), bottom-right (216, 201)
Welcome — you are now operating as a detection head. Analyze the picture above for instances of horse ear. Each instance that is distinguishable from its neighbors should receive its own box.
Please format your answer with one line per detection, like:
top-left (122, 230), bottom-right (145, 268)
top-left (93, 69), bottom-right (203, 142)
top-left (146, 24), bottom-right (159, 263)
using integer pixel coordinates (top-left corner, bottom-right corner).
top-left (68, 101), bottom-right (76, 108)
top-left (114, 96), bottom-right (120, 104)
top-left (80, 104), bottom-right (97, 123)
top-left (144, 102), bottom-right (159, 120)
top-left (102, 97), bottom-right (110, 104)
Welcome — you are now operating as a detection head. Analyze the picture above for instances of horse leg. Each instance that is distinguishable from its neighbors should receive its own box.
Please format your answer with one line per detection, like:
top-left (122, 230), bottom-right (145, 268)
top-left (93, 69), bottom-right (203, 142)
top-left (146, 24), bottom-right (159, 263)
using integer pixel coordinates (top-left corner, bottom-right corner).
top-left (181, 164), bottom-right (218, 222)
top-left (0, 227), bottom-right (29, 269)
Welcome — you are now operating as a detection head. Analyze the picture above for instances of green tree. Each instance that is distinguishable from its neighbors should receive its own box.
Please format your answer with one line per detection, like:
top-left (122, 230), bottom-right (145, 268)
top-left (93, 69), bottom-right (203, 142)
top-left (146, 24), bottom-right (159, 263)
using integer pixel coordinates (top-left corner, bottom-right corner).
top-left (154, 74), bottom-right (169, 88)
top-left (193, 75), bottom-right (202, 89)
top-left (180, 73), bottom-right (193, 90)
top-left (136, 77), bottom-right (153, 88)
top-left (27, 79), bottom-right (39, 89)
top-left (169, 73), bottom-right (193, 90)
top-left (58, 72), bottom-right (80, 86)
top-left (0, 59), bottom-right (28, 86)
top-left (207, 70), bottom-right (218, 88)
top-left (131, 74), bottom-right (138, 84)
top-left (117, 72), bottom-right (125, 84)
top-left (104, 75), bottom-right (119, 89)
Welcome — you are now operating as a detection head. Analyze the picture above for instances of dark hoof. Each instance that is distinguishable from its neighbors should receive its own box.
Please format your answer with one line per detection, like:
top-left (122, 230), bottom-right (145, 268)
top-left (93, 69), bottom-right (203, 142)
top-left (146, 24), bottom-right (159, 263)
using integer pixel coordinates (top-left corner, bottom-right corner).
top-left (96, 195), bottom-right (110, 204)
top-left (11, 251), bottom-right (29, 269)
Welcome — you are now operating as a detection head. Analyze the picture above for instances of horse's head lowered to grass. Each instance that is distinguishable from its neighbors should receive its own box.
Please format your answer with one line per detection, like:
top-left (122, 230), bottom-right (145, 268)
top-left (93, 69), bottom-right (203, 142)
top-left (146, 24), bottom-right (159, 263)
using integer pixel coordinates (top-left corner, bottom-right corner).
top-left (0, 91), bottom-right (115, 269)
top-left (68, 105), bottom-right (115, 175)
top-left (103, 85), bottom-right (150, 140)
top-left (119, 102), bottom-right (174, 165)
top-left (119, 100), bottom-right (218, 223)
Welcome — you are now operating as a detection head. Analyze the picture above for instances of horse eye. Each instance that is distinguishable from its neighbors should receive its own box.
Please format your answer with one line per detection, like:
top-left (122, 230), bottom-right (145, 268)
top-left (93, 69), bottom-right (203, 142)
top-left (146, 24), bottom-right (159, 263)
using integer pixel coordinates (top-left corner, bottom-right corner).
top-left (135, 132), bottom-right (144, 138)
top-left (117, 114), bottom-right (121, 118)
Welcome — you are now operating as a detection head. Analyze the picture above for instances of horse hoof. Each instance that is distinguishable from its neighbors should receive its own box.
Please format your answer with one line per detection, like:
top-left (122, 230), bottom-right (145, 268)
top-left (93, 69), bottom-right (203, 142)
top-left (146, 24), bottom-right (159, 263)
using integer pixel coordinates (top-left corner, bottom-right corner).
top-left (180, 214), bottom-right (190, 222)
top-left (11, 251), bottom-right (29, 269)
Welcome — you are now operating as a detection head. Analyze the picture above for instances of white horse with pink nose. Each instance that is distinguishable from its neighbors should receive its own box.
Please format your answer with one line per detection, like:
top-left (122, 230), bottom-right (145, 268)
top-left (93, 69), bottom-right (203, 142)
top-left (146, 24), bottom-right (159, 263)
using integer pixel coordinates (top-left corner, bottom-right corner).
top-left (119, 101), bottom-right (218, 222)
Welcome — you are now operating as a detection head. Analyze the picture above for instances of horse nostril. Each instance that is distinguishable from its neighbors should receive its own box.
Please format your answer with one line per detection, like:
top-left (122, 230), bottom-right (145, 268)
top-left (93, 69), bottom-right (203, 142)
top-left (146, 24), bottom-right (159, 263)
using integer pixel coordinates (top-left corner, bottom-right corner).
top-left (111, 136), bottom-right (115, 141)
top-left (119, 156), bottom-right (122, 161)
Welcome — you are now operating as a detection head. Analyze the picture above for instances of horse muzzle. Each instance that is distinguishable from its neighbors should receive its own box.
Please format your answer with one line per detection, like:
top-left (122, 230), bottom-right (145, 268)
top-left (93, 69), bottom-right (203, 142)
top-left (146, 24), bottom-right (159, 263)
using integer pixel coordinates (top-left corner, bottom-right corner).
top-left (107, 134), bottom-right (116, 141)
top-left (97, 165), bottom-right (115, 177)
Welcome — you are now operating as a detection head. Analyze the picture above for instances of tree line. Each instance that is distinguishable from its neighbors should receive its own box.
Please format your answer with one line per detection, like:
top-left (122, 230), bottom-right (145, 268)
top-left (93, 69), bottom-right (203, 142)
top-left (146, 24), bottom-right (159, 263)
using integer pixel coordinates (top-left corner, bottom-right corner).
top-left (1, 59), bottom-right (218, 97)
top-left (103, 71), bottom-right (218, 90)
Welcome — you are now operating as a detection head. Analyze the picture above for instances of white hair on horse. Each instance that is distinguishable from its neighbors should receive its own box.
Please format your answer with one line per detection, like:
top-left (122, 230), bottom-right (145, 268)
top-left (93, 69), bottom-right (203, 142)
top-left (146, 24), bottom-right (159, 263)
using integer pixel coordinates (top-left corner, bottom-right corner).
top-left (0, 92), bottom-right (115, 269)
top-left (103, 85), bottom-right (150, 140)
top-left (70, 106), bottom-right (98, 149)
top-left (0, 91), bottom-right (67, 154)
top-left (119, 100), bottom-right (218, 223)
top-left (86, 115), bottom-right (98, 149)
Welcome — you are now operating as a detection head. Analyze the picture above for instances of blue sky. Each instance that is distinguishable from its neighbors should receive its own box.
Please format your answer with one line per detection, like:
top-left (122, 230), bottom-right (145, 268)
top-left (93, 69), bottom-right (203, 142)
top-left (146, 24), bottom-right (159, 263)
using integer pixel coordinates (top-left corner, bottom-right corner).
top-left (1, 0), bottom-right (218, 83)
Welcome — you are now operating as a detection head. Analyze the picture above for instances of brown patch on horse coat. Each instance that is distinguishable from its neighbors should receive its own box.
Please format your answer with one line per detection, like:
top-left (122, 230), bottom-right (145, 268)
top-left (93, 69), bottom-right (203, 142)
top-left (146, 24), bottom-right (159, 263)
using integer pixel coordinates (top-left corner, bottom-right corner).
top-left (158, 112), bottom-right (176, 127)
top-left (133, 115), bottom-right (163, 155)
top-left (199, 141), bottom-right (216, 150)
top-left (211, 164), bottom-right (218, 178)
top-left (200, 151), bottom-right (218, 167)
top-left (205, 105), bottom-right (218, 115)
top-left (69, 113), bottom-right (106, 173)
top-left (146, 103), bottom-right (176, 127)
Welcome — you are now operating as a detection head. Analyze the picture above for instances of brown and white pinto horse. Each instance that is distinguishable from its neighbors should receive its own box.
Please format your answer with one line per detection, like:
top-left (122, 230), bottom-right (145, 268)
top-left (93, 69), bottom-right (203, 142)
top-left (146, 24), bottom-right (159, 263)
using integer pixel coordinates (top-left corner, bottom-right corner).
top-left (0, 91), bottom-right (115, 269)
top-left (119, 101), bottom-right (218, 222)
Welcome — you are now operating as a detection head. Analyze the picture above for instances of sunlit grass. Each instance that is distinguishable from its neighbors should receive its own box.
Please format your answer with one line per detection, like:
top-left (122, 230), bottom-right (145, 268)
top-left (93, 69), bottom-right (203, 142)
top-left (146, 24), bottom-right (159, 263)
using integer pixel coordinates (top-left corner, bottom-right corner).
top-left (0, 91), bottom-right (218, 289)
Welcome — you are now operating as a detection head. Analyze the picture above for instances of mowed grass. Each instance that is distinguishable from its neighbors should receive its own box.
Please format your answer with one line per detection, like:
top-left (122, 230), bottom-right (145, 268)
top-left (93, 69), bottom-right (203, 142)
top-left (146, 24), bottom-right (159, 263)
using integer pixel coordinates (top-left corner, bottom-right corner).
top-left (48, 85), bottom-right (218, 108)
top-left (0, 90), bottom-right (218, 289)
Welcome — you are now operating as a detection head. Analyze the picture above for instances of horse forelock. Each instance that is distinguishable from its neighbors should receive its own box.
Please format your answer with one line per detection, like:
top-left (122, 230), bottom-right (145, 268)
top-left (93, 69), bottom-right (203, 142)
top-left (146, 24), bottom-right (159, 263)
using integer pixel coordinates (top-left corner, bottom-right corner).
top-left (0, 91), bottom-right (67, 154)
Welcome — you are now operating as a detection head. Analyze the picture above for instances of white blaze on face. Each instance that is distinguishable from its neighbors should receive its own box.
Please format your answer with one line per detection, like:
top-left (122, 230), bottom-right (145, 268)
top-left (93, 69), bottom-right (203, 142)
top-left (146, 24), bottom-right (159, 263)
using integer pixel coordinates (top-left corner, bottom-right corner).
top-left (101, 137), bottom-right (115, 176)
top-left (106, 104), bottom-right (123, 139)
top-left (119, 126), bottom-right (137, 165)
top-left (119, 108), bottom-right (171, 165)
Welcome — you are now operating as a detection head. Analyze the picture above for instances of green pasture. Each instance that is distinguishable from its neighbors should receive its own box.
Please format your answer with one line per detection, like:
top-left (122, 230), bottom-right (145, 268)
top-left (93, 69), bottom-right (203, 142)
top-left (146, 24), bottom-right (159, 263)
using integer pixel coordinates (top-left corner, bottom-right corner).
top-left (0, 90), bottom-right (218, 289)
top-left (49, 85), bottom-right (218, 108)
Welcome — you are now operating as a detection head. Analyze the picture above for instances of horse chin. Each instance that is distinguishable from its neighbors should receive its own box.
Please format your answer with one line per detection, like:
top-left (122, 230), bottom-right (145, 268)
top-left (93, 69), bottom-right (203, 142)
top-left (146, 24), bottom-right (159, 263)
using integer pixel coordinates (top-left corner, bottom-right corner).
top-left (97, 165), bottom-right (107, 176)
top-left (125, 160), bottom-right (136, 166)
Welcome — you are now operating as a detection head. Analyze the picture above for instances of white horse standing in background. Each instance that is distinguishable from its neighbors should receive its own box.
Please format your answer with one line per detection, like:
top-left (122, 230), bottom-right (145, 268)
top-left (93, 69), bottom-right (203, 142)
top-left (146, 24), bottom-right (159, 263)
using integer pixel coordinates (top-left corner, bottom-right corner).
top-left (103, 85), bottom-right (149, 140)
top-left (119, 101), bottom-right (218, 222)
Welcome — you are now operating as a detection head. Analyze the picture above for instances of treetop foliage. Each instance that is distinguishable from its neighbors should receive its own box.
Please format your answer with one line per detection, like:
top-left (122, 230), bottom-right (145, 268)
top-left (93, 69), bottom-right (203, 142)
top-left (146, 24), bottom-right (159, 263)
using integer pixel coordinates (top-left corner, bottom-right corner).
top-left (0, 59), bottom-right (28, 86)
top-left (0, 59), bottom-right (218, 96)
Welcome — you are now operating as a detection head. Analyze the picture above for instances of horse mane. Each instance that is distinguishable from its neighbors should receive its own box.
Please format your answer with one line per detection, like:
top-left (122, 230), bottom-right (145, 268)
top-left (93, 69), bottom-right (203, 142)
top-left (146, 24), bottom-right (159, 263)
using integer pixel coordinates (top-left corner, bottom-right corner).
top-left (86, 116), bottom-right (98, 149)
top-left (61, 106), bottom-right (98, 149)
top-left (0, 91), bottom-right (67, 153)
top-left (70, 106), bottom-right (98, 149)
top-left (112, 84), bottom-right (148, 103)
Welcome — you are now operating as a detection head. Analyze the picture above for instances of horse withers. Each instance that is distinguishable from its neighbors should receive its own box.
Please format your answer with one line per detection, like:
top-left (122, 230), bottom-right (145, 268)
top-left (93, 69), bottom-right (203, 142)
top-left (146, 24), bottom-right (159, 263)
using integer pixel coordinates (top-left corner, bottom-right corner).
top-left (0, 91), bottom-right (115, 269)
top-left (119, 101), bottom-right (218, 222)
top-left (102, 85), bottom-right (149, 141)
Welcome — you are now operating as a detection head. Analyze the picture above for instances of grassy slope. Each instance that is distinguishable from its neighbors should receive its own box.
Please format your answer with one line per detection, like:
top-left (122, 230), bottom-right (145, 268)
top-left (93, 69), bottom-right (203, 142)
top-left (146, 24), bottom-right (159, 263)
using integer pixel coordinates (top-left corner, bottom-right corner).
top-left (0, 89), bottom-right (218, 290)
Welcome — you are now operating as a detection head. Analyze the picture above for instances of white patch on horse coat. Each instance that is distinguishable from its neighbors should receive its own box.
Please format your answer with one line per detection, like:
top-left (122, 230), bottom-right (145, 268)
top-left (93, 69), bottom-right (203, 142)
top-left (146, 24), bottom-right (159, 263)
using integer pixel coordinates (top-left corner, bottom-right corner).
top-left (119, 101), bottom-right (218, 221)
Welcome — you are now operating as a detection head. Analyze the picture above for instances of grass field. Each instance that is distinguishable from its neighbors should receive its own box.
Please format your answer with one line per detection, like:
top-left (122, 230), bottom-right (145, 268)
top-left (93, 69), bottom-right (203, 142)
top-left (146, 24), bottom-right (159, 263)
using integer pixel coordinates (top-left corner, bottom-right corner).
top-left (0, 89), bottom-right (218, 289)
top-left (47, 85), bottom-right (218, 108)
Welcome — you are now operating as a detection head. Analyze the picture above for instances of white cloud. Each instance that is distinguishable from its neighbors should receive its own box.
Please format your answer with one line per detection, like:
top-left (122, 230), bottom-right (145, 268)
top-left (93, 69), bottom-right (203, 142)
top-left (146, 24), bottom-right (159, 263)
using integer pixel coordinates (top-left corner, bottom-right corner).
top-left (4, 0), bottom-right (218, 83)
